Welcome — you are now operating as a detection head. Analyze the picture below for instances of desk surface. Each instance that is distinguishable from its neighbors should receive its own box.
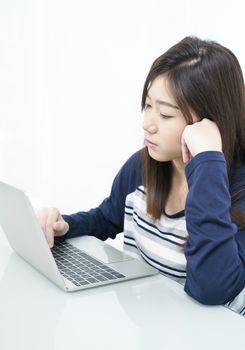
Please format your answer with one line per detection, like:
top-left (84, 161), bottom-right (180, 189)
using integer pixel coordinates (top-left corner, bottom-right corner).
top-left (0, 227), bottom-right (244, 350)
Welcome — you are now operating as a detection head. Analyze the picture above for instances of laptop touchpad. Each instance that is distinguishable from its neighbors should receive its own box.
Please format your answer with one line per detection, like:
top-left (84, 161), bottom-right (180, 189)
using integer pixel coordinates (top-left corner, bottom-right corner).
top-left (69, 236), bottom-right (133, 264)
top-left (82, 245), bottom-right (133, 264)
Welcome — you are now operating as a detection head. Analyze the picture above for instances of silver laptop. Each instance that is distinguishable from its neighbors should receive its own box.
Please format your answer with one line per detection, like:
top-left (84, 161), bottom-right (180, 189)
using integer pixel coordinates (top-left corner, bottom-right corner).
top-left (0, 181), bottom-right (158, 292)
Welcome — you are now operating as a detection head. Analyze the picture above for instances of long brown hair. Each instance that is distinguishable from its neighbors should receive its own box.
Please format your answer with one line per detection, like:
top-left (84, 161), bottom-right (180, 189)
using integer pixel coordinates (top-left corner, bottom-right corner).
top-left (141, 36), bottom-right (245, 229)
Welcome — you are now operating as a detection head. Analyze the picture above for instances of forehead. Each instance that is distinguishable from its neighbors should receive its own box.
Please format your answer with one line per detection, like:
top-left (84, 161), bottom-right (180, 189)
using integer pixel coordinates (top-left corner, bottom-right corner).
top-left (146, 75), bottom-right (178, 108)
top-left (148, 75), bottom-right (174, 97)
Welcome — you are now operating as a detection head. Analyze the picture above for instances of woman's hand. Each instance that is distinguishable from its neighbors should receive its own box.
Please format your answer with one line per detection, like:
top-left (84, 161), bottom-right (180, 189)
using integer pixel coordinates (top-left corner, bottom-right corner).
top-left (181, 118), bottom-right (222, 164)
top-left (36, 208), bottom-right (69, 248)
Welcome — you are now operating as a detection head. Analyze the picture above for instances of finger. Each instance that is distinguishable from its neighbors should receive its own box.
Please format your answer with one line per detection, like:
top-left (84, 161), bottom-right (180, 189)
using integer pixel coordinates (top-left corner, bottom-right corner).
top-left (181, 135), bottom-right (190, 163)
top-left (46, 225), bottom-right (54, 248)
top-left (46, 208), bottom-right (60, 248)
top-left (53, 220), bottom-right (68, 235)
top-left (53, 221), bottom-right (63, 231)
top-left (37, 209), bottom-right (49, 241)
top-left (57, 213), bottom-right (69, 234)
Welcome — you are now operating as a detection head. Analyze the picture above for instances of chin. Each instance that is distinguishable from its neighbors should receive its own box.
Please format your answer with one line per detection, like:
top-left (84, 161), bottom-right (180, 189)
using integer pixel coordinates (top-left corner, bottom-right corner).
top-left (147, 148), bottom-right (171, 162)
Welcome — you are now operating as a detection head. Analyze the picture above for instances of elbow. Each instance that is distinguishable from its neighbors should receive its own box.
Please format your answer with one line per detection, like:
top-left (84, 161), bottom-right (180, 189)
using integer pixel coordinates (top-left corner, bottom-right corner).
top-left (184, 279), bottom-right (245, 306)
top-left (184, 285), bottom-right (226, 305)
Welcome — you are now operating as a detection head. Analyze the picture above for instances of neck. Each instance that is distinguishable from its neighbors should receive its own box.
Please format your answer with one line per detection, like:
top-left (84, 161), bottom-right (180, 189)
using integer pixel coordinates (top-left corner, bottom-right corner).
top-left (171, 157), bottom-right (186, 183)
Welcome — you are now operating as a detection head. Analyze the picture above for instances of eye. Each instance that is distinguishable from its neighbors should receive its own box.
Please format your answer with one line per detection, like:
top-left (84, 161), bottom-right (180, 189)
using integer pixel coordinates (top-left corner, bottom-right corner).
top-left (160, 114), bottom-right (173, 119)
top-left (144, 103), bottom-right (151, 110)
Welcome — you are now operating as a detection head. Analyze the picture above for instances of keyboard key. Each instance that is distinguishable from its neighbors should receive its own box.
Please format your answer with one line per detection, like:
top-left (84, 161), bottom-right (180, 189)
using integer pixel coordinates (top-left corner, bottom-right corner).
top-left (86, 277), bottom-right (99, 283)
top-left (101, 272), bottom-right (114, 279)
top-left (95, 275), bottom-right (108, 282)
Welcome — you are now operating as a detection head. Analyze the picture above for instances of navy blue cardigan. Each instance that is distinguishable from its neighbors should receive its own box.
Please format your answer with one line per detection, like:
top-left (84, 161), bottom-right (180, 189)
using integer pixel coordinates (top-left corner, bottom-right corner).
top-left (62, 150), bottom-right (245, 305)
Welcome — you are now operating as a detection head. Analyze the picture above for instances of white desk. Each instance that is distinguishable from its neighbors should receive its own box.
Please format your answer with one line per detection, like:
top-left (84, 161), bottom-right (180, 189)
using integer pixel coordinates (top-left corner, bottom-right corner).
top-left (0, 227), bottom-right (244, 350)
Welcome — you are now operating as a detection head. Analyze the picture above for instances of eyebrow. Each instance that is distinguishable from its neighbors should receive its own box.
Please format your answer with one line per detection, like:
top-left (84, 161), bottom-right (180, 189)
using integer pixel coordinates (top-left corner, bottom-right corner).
top-left (146, 94), bottom-right (179, 109)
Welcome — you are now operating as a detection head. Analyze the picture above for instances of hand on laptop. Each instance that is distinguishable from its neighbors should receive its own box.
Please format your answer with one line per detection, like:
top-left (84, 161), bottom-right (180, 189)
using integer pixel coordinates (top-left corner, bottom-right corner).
top-left (36, 208), bottom-right (69, 248)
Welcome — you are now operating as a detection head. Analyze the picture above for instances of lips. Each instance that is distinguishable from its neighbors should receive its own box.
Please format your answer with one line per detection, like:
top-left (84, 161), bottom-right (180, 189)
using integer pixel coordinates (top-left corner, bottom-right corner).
top-left (145, 139), bottom-right (158, 146)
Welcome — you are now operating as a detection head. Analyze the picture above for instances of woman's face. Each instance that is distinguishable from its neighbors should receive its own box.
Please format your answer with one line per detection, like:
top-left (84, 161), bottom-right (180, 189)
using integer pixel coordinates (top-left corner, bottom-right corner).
top-left (143, 75), bottom-right (197, 163)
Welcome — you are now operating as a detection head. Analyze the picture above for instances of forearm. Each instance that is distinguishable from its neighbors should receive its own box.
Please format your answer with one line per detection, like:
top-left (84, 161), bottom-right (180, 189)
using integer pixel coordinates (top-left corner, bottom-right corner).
top-left (62, 205), bottom-right (123, 241)
top-left (184, 151), bottom-right (245, 304)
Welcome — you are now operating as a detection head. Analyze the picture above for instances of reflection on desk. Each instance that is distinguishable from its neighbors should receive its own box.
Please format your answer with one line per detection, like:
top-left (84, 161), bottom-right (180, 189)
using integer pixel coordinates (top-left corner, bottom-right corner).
top-left (0, 229), bottom-right (244, 350)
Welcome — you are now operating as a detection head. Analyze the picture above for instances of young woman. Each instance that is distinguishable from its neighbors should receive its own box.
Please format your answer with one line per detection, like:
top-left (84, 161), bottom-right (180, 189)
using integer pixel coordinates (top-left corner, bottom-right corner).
top-left (37, 36), bottom-right (245, 315)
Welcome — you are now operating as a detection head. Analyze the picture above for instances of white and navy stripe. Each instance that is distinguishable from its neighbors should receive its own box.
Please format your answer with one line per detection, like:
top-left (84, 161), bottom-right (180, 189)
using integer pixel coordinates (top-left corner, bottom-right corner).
top-left (123, 186), bottom-right (187, 285)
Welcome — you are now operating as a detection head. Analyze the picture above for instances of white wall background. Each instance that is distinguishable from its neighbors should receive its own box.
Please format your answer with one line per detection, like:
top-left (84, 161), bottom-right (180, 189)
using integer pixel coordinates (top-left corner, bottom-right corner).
top-left (0, 0), bottom-right (245, 246)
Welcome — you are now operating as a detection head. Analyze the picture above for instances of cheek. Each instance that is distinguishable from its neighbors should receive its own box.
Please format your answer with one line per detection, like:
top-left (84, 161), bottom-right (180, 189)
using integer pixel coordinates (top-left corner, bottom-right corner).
top-left (160, 125), bottom-right (185, 145)
top-left (176, 127), bottom-right (185, 143)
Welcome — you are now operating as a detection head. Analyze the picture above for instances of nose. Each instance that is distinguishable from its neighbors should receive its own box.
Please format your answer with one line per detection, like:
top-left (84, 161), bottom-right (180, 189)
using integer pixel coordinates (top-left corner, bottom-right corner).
top-left (142, 113), bottom-right (158, 134)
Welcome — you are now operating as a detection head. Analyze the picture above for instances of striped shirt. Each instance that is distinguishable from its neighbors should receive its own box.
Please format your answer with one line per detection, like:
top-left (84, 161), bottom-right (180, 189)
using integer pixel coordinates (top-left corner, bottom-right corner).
top-left (124, 186), bottom-right (187, 285)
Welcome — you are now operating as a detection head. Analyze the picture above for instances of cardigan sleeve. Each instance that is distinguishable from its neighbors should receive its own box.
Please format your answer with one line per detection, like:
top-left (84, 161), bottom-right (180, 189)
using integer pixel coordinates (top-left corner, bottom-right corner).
top-left (184, 151), bottom-right (245, 305)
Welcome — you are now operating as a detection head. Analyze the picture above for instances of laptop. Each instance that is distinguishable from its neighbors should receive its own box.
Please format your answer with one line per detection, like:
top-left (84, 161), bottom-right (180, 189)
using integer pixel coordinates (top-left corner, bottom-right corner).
top-left (0, 181), bottom-right (158, 292)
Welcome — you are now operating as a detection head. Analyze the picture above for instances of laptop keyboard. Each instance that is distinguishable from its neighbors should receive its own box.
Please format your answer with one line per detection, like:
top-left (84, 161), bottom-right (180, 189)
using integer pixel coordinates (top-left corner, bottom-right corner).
top-left (51, 240), bottom-right (125, 287)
